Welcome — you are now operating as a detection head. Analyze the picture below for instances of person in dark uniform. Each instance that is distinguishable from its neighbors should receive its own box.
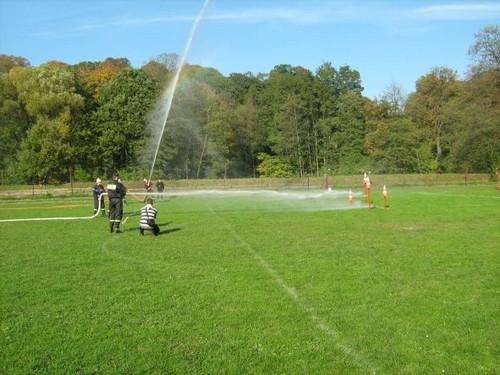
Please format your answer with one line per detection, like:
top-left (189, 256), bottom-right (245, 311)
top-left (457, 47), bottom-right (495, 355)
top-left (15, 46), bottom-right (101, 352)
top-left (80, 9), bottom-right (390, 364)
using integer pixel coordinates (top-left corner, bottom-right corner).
top-left (156, 179), bottom-right (165, 198)
top-left (93, 178), bottom-right (106, 216)
top-left (107, 172), bottom-right (127, 233)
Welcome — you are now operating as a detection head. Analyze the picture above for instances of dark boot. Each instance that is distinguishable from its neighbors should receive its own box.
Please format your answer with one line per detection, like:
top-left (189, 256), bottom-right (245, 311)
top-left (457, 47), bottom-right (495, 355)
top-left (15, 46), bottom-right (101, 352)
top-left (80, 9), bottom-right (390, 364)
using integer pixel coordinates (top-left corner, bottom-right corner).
top-left (109, 223), bottom-right (114, 233)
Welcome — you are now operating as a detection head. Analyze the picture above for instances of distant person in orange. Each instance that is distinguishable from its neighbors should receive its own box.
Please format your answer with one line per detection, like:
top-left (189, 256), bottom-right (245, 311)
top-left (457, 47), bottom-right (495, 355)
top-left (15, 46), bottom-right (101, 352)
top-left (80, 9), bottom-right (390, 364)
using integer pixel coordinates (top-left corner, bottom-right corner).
top-left (143, 178), bottom-right (153, 201)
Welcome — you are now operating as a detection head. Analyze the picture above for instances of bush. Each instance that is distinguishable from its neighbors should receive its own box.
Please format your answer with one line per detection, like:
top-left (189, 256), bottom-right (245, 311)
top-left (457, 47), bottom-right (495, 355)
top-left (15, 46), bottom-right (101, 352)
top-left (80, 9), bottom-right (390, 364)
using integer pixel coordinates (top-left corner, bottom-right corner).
top-left (256, 153), bottom-right (295, 178)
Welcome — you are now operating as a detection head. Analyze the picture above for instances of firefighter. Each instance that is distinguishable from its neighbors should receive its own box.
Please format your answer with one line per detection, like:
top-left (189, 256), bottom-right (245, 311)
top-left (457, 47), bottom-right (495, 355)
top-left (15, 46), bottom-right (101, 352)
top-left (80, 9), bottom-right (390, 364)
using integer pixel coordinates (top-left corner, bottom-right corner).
top-left (107, 172), bottom-right (127, 233)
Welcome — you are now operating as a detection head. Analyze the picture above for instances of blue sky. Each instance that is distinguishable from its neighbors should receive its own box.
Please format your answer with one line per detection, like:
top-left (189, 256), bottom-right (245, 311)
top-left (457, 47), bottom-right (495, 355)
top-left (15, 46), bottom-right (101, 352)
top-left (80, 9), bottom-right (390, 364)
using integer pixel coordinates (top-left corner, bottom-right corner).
top-left (1, 0), bottom-right (499, 98)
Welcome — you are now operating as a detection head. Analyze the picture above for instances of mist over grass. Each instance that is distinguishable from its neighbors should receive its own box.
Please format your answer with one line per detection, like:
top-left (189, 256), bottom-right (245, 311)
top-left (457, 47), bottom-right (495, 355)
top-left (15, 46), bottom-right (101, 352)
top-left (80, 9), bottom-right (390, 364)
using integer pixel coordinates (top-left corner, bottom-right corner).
top-left (1, 185), bottom-right (498, 373)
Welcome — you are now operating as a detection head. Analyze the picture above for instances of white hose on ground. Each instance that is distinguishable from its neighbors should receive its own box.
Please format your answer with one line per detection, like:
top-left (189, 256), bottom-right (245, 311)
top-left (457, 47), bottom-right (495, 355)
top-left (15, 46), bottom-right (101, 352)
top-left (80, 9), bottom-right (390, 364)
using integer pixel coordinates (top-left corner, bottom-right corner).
top-left (0, 192), bottom-right (108, 223)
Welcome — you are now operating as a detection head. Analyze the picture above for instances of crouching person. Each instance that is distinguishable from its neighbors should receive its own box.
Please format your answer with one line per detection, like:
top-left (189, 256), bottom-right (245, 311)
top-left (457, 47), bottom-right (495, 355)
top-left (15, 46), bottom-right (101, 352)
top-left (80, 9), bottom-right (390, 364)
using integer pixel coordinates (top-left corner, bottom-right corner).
top-left (139, 198), bottom-right (160, 236)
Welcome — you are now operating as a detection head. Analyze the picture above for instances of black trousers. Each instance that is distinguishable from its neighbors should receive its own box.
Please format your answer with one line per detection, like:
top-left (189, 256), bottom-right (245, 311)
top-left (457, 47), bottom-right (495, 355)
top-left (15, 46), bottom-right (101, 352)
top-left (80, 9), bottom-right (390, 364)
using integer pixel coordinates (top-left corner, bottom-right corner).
top-left (109, 198), bottom-right (123, 226)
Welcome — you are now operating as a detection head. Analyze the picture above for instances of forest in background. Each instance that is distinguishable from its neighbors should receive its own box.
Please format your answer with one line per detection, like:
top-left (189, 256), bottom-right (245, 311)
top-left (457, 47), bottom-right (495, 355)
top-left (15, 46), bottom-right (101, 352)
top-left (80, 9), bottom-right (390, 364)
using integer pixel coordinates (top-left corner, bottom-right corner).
top-left (0, 25), bottom-right (498, 184)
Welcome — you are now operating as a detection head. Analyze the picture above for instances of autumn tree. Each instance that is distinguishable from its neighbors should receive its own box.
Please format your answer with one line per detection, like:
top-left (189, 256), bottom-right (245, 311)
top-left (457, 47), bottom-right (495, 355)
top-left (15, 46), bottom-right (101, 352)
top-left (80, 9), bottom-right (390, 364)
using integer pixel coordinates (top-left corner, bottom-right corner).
top-left (0, 54), bottom-right (30, 74)
top-left (11, 64), bottom-right (84, 182)
top-left (77, 57), bottom-right (131, 99)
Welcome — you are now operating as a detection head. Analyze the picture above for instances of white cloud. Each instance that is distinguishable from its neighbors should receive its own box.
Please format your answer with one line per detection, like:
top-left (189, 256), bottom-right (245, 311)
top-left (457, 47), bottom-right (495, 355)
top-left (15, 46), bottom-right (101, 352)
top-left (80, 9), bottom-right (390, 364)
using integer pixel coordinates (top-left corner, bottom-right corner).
top-left (205, 7), bottom-right (325, 25)
top-left (77, 15), bottom-right (195, 31)
top-left (412, 3), bottom-right (500, 20)
top-left (37, 1), bottom-right (500, 40)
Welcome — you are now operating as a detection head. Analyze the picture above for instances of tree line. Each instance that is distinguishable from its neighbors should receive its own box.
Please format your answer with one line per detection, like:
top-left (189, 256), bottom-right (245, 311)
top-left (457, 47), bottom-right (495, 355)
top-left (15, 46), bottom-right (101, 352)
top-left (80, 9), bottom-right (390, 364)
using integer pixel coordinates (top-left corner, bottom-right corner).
top-left (0, 25), bottom-right (498, 184)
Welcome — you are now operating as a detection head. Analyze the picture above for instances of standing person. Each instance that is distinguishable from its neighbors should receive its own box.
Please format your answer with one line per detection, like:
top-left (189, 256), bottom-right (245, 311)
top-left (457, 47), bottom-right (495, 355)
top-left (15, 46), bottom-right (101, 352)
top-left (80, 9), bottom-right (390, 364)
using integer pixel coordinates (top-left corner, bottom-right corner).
top-left (143, 178), bottom-right (153, 201)
top-left (139, 197), bottom-right (160, 236)
top-left (93, 178), bottom-right (106, 216)
top-left (156, 179), bottom-right (165, 198)
top-left (107, 172), bottom-right (127, 233)
top-left (144, 178), bottom-right (153, 193)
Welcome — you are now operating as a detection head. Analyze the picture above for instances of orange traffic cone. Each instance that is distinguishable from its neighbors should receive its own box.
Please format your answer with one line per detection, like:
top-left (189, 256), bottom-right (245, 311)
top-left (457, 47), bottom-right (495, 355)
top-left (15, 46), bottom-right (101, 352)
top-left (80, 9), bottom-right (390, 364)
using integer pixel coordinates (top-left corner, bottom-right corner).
top-left (382, 185), bottom-right (388, 209)
top-left (366, 180), bottom-right (371, 210)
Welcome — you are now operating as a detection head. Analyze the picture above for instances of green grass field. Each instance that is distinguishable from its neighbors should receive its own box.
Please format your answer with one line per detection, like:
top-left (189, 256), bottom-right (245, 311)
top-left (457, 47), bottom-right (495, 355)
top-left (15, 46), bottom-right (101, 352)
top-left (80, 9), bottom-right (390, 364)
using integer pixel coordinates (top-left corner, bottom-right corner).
top-left (1, 185), bottom-right (499, 374)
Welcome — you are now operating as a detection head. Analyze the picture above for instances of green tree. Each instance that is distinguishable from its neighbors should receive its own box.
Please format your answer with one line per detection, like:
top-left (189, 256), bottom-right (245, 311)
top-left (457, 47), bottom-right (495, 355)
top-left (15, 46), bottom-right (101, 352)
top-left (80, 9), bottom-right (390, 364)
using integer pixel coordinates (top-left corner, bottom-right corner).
top-left (313, 62), bottom-right (365, 175)
top-left (365, 99), bottom-right (418, 173)
top-left (10, 64), bottom-right (84, 182)
top-left (256, 152), bottom-right (295, 177)
top-left (231, 100), bottom-right (262, 177)
top-left (405, 67), bottom-right (461, 172)
top-left (0, 73), bottom-right (31, 177)
top-left (314, 62), bottom-right (363, 98)
top-left (18, 113), bottom-right (75, 182)
top-left (11, 64), bottom-right (84, 119)
top-left (258, 65), bottom-right (316, 177)
top-left (226, 73), bottom-right (266, 176)
top-left (93, 68), bottom-right (159, 174)
top-left (0, 54), bottom-right (30, 74)
top-left (449, 69), bottom-right (500, 173)
top-left (329, 92), bottom-right (367, 174)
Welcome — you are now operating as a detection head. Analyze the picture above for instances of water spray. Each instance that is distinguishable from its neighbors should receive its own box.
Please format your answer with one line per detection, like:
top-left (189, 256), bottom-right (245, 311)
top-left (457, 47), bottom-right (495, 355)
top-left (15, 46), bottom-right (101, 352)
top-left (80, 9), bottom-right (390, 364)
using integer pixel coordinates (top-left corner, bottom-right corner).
top-left (147, 0), bottom-right (211, 181)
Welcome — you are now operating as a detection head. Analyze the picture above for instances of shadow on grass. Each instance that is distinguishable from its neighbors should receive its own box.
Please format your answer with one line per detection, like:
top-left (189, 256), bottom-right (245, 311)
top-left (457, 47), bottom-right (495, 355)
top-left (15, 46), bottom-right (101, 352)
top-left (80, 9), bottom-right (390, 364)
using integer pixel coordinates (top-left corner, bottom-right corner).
top-left (122, 221), bottom-right (182, 236)
top-left (159, 227), bottom-right (182, 235)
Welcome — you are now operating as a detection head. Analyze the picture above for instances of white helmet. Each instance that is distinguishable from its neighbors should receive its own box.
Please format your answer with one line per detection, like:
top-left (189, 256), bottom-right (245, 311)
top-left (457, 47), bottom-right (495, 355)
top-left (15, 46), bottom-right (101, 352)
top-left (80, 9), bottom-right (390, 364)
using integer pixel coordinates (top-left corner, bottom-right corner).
top-left (96, 178), bottom-right (101, 184)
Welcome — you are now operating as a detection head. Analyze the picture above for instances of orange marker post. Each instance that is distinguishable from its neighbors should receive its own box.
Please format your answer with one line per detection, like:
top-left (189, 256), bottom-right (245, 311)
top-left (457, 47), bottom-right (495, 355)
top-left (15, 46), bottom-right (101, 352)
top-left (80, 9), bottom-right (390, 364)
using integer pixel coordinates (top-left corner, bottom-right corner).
top-left (348, 189), bottom-right (353, 205)
top-left (363, 173), bottom-right (368, 196)
top-left (366, 180), bottom-right (371, 210)
top-left (382, 185), bottom-right (388, 209)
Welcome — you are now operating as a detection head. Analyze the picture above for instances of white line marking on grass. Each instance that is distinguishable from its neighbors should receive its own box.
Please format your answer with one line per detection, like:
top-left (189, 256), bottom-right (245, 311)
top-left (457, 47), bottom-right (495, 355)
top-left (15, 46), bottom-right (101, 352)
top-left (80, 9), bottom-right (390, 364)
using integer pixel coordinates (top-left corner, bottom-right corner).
top-left (213, 211), bottom-right (376, 374)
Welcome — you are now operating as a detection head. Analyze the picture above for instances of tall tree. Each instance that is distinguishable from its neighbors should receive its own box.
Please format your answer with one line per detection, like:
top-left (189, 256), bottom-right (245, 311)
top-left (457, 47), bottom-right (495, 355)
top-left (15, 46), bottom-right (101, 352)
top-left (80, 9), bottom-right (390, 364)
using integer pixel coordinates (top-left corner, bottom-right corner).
top-left (449, 69), bottom-right (500, 173)
top-left (315, 62), bottom-right (363, 98)
top-left (93, 68), bottom-right (158, 173)
top-left (468, 24), bottom-right (500, 72)
top-left (10, 64), bottom-right (84, 182)
top-left (406, 67), bottom-right (460, 172)
top-left (226, 72), bottom-right (264, 176)
top-left (0, 54), bottom-right (30, 74)
top-left (380, 81), bottom-right (407, 114)
top-left (77, 57), bottom-right (131, 99)
top-left (313, 62), bottom-right (365, 175)
top-left (365, 98), bottom-right (418, 173)
top-left (329, 91), bottom-right (367, 174)
top-left (0, 73), bottom-right (31, 176)
top-left (258, 65), bottom-right (316, 177)
top-left (18, 113), bottom-right (75, 182)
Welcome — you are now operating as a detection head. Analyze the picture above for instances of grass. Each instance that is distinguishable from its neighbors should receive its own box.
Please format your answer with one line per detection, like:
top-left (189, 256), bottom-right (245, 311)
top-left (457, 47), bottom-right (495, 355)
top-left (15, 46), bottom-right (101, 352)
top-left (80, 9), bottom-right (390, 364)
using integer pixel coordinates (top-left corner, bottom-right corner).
top-left (0, 185), bottom-right (499, 374)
